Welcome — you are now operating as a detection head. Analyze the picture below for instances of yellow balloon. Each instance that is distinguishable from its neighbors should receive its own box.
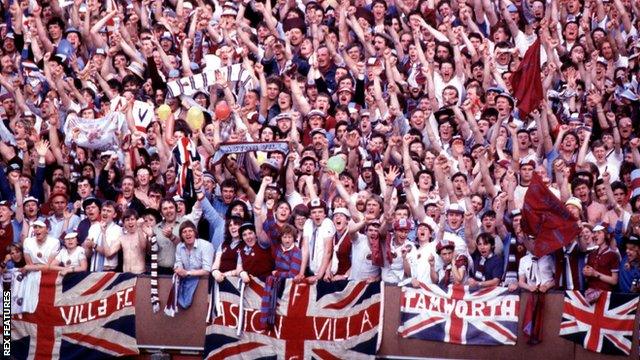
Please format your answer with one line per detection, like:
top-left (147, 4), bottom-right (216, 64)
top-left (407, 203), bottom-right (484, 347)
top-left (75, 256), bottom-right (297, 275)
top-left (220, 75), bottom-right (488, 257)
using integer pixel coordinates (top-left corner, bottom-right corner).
top-left (157, 104), bottom-right (172, 122)
top-left (186, 107), bottom-right (204, 131)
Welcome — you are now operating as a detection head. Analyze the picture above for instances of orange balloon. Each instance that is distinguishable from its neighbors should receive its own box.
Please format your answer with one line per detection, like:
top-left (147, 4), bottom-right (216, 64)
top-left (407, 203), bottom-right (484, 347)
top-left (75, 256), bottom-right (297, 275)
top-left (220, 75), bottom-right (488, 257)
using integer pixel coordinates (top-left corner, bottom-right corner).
top-left (215, 101), bottom-right (231, 120)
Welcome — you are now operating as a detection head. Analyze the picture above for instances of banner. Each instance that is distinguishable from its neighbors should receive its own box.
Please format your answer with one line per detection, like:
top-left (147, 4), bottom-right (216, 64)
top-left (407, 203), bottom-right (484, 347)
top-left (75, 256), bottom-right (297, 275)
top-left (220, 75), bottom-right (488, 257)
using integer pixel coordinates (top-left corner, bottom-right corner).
top-left (63, 112), bottom-right (128, 150)
top-left (110, 97), bottom-right (155, 133)
top-left (11, 271), bottom-right (139, 360)
top-left (398, 284), bottom-right (519, 345)
top-left (210, 141), bottom-right (289, 164)
top-left (560, 290), bottom-right (638, 356)
top-left (167, 63), bottom-right (255, 101)
top-left (204, 278), bottom-right (382, 359)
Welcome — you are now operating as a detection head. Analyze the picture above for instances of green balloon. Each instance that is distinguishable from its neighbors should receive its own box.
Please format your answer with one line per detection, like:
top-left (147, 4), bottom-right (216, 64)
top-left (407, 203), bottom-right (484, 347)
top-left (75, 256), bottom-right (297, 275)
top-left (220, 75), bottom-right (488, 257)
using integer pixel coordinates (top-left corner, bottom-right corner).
top-left (326, 156), bottom-right (346, 174)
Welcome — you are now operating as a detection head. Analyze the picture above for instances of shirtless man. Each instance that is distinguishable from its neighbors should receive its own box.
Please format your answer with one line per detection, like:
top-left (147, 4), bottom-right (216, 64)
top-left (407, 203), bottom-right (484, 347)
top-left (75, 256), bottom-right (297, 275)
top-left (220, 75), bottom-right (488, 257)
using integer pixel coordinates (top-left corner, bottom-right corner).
top-left (100, 209), bottom-right (149, 274)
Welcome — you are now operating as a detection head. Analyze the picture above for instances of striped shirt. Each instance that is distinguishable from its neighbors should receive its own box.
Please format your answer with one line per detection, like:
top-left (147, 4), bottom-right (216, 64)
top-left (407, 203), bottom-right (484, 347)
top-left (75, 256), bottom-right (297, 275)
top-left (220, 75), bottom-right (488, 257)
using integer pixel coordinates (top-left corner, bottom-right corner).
top-left (272, 244), bottom-right (302, 279)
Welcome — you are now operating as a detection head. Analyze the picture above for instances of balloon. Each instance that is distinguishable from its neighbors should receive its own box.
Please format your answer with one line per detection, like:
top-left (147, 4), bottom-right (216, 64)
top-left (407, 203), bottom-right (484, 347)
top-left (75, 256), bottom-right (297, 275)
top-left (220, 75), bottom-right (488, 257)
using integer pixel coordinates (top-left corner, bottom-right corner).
top-left (326, 155), bottom-right (346, 174)
top-left (186, 107), bottom-right (204, 131)
top-left (256, 151), bottom-right (267, 166)
top-left (215, 101), bottom-right (231, 120)
top-left (157, 104), bottom-right (172, 121)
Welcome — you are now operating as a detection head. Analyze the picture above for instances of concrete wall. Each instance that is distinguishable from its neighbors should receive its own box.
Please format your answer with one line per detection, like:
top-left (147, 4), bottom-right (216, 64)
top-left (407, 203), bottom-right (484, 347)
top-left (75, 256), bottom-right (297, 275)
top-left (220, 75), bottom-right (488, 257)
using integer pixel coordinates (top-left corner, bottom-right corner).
top-left (134, 276), bottom-right (639, 359)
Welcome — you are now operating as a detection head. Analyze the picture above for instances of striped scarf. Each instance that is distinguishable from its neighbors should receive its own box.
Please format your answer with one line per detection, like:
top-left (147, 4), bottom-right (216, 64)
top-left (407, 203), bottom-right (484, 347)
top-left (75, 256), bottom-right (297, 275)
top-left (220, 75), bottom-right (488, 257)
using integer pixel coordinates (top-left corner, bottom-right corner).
top-left (259, 275), bottom-right (283, 330)
top-left (166, 64), bottom-right (255, 105)
top-left (172, 137), bottom-right (200, 197)
top-left (149, 235), bottom-right (160, 313)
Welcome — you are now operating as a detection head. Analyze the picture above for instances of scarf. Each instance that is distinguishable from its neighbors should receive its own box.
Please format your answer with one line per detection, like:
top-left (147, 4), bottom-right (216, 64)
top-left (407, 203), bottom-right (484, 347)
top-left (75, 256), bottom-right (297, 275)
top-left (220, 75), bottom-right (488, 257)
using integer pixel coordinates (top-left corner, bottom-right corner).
top-left (172, 137), bottom-right (201, 197)
top-left (210, 141), bottom-right (289, 165)
top-left (149, 235), bottom-right (160, 313)
top-left (259, 275), bottom-right (283, 330)
top-left (164, 273), bottom-right (200, 317)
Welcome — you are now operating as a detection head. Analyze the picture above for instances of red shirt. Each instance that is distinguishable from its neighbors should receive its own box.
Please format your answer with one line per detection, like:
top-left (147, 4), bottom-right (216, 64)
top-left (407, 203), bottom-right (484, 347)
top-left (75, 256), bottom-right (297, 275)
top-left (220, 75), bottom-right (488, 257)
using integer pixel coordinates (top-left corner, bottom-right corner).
top-left (219, 242), bottom-right (240, 272)
top-left (586, 247), bottom-right (620, 291)
top-left (334, 232), bottom-right (352, 276)
top-left (240, 242), bottom-right (275, 280)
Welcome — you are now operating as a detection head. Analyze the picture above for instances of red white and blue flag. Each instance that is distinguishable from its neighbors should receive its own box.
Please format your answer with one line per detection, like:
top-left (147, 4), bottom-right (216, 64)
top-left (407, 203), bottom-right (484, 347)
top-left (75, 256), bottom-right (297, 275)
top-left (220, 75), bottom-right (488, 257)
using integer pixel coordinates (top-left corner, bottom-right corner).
top-left (11, 271), bottom-right (139, 360)
top-left (398, 284), bottom-right (520, 345)
top-left (204, 278), bottom-right (383, 359)
top-left (560, 290), bottom-right (638, 356)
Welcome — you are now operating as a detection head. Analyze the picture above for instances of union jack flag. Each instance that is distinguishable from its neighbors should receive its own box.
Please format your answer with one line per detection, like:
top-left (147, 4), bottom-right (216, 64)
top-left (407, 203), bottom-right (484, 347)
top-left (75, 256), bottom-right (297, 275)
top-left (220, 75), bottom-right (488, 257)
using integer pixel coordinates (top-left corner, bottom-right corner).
top-left (398, 284), bottom-right (520, 345)
top-left (204, 277), bottom-right (382, 359)
top-left (11, 271), bottom-right (139, 360)
top-left (560, 290), bottom-right (638, 355)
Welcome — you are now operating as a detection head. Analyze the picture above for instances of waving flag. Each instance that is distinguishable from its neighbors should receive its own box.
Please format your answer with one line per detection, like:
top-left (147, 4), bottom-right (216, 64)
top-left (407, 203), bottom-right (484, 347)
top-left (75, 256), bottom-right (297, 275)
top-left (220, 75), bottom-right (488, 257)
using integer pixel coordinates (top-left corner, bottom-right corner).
top-left (522, 173), bottom-right (581, 257)
top-left (11, 271), bottom-right (139, 360)
top-left (398, 284), bottom-right (519, 345)
top-left (205, 277), bottom-right (382, 359)
top-left (511, 38), bottom-right (543, 118)
top-left (63, 112), bottom-right (128, 151)
top-left (560, 290), bottom-right (638, 356)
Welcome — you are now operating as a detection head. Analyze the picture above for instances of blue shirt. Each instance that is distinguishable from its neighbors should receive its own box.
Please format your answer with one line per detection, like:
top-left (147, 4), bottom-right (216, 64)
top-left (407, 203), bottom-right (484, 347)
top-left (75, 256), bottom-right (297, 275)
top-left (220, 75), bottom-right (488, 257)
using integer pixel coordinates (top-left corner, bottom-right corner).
top-left (174, 238), bottom-right (214, 272)
top-left (618, 256), bottom-right (640, 293)
top-left (472, 250), bottom-right (504, 282)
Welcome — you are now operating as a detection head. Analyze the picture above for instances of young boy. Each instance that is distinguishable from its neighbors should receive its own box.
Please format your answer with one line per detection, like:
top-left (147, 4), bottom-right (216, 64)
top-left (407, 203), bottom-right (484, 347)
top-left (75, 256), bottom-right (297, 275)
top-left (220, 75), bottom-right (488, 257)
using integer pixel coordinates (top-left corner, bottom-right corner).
top-left (260, 224), bottom-right (303, 330)
top-left (430, 240), bottom-right (467, 288)
top-left (468, 233), bottom-right (504, 288)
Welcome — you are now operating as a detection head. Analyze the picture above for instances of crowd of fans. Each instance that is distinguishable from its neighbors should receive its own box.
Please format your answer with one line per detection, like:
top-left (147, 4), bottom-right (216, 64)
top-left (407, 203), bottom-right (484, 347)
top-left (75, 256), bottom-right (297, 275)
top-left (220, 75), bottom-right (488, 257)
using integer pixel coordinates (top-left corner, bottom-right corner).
top-left (1, 0), bottom-right (640, 316)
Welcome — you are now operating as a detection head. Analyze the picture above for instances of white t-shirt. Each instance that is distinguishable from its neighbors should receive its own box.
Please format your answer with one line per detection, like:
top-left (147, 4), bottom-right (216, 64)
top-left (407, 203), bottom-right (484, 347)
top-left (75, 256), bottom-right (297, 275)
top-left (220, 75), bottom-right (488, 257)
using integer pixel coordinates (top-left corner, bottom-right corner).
top-left (24, 236), bottom-right (60, 264)
top-left (55, 247), bottom-right (86, 268)
top-left (88, 222), bottom-right (123, 269)
top-left (303, 218), bottom-right (336, 275)
top-left (406, 241), bottom-right (439, 284)
top-left (349, 234), bottom-right (381, 281)
top-left (518, 253), bottom-right (555, 286)
top-left (585, 150), bottom-right (623, 183)
top-left (381, 239), bottom-right (416, 284)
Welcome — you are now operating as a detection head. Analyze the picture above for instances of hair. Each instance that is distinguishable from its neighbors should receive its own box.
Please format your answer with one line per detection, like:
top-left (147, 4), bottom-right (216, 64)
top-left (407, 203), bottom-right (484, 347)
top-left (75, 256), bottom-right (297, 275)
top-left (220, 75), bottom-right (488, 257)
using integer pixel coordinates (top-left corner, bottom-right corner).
top-left (224, 216), bottom-right (244, 245)
top-left (280, 223), bottom-right (298, 238)
top-left (122, 209), bottom-right (139, 220)
top-left (101, 200), bottom-right (119, 220)
top-left (160, 198), bottom-right (177, 211)
top-left (220, 178), bottom-right (239, 191)
top-left (179, 220), bottom-right (197, 239)
top-left (414, 169), bottom-right (436, 191)
top-left (476, 232), bottom-right (496, 249)
top-left (225, 200), bottom-right (251, 221)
